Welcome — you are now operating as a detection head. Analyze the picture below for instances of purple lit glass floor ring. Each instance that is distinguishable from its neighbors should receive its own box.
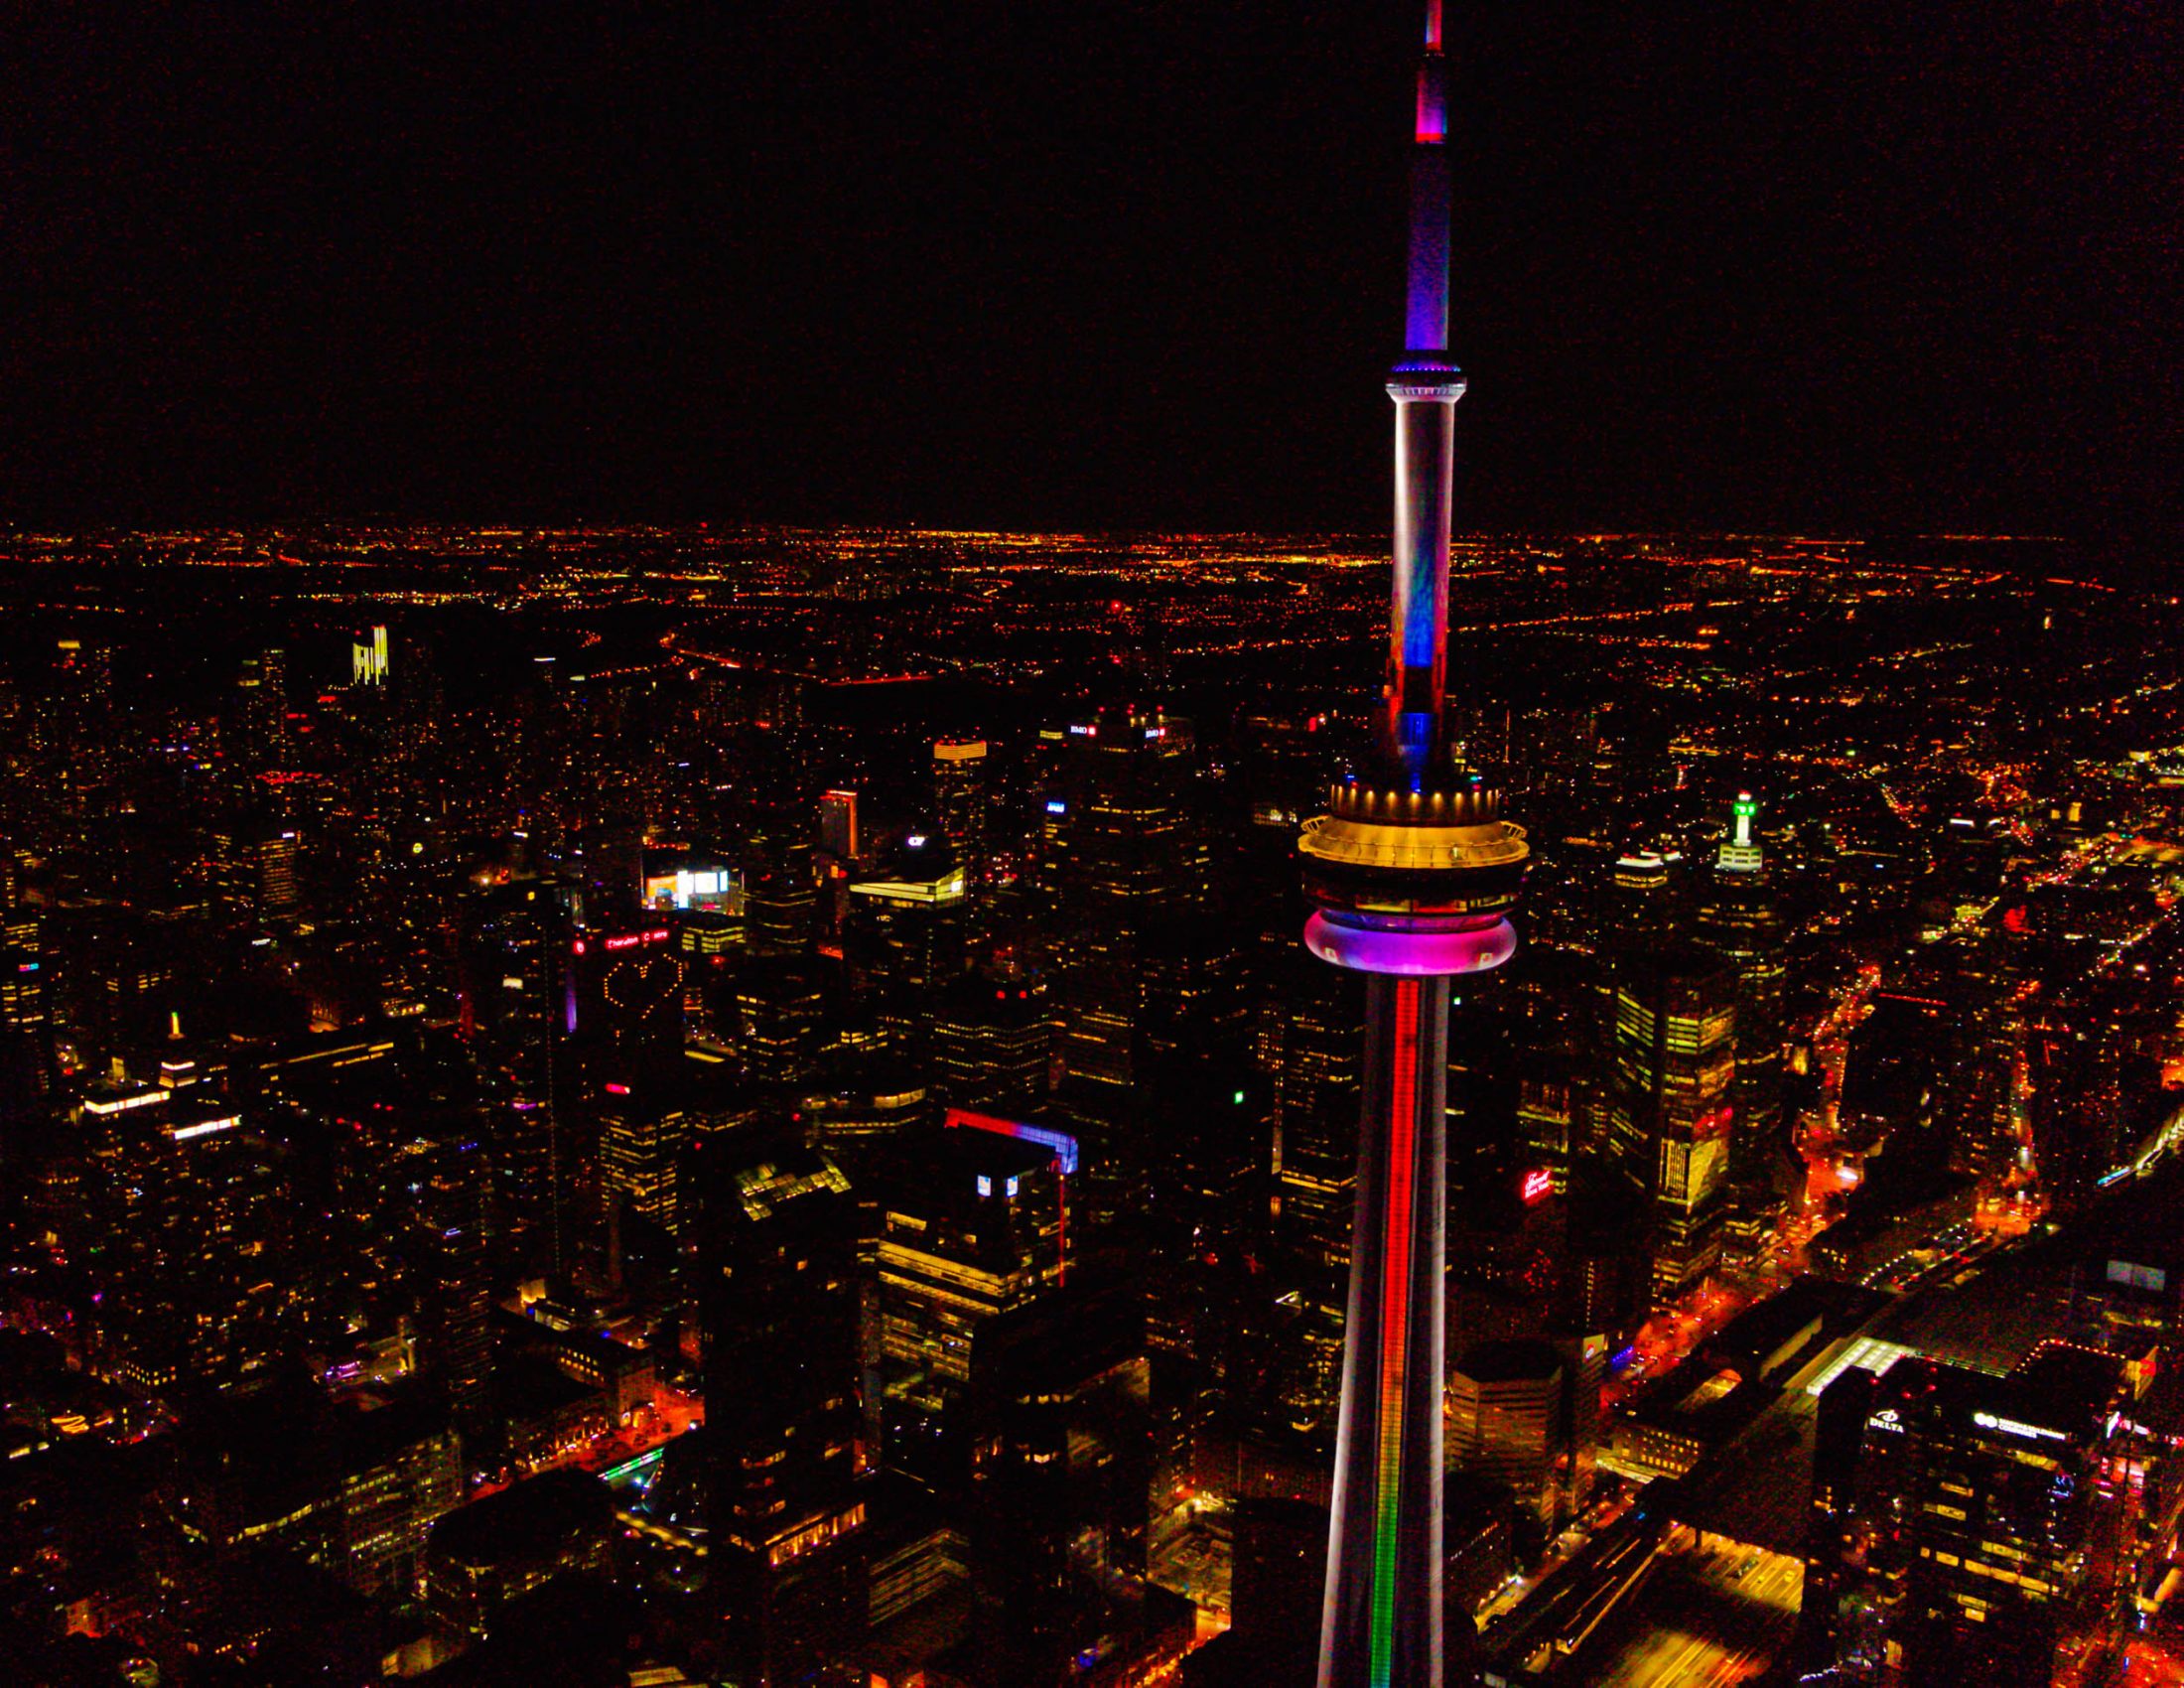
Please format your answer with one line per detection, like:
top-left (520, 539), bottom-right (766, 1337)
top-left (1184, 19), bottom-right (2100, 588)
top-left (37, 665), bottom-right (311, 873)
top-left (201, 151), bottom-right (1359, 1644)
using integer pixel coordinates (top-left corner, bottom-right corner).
top-left (1303, 913), bottom-right (1516, 978)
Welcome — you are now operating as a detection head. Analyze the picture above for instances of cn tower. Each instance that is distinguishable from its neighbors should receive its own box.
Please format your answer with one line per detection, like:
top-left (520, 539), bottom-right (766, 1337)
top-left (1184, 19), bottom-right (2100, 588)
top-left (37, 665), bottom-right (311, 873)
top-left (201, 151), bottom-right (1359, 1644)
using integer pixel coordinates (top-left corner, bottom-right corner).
top-left (1299, 3), bottom-right (1527, 1685)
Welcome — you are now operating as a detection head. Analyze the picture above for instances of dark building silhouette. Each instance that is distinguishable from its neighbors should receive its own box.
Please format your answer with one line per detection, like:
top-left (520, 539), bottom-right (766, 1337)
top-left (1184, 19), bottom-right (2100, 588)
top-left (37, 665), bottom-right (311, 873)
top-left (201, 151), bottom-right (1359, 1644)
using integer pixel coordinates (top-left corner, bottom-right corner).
top-left (701, 1134), bottom-right (871, 1686)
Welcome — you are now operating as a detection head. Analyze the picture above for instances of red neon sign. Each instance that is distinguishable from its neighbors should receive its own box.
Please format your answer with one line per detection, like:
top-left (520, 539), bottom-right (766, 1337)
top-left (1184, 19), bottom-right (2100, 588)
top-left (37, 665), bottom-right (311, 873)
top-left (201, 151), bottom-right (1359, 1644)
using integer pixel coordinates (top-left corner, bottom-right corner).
top-left (1521, 1169), bottom-right (1554, 1205)
top-left (600, 928), bottom-right (670, 953)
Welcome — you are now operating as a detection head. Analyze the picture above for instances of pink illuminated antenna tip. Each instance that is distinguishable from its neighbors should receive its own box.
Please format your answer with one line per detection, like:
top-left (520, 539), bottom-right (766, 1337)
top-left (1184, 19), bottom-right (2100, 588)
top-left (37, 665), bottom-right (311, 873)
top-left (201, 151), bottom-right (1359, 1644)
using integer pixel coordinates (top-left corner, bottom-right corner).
top-left (1415, 67), bottom-right (1446, 144)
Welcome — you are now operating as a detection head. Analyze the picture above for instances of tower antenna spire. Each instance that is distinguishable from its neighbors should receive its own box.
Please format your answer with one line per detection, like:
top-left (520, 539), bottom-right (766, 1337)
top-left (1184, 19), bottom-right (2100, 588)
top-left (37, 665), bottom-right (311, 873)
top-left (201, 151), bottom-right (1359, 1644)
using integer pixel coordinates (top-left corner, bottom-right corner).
top-left (1383, 0), bottom-right (1464, 788)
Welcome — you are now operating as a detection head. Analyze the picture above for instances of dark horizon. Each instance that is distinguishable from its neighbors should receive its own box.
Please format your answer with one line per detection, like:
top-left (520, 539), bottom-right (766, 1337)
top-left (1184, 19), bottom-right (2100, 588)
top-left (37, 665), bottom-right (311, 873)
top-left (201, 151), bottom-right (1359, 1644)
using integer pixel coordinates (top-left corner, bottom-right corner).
top-left (6, 2), bottom-right (2178, 538)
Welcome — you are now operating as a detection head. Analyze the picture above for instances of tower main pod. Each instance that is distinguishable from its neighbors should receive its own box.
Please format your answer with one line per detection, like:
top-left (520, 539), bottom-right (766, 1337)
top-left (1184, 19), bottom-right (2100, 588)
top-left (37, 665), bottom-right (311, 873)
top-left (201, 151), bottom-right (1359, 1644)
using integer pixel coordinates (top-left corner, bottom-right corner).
top-left (1299, 5), bottom-right (1527, 1685)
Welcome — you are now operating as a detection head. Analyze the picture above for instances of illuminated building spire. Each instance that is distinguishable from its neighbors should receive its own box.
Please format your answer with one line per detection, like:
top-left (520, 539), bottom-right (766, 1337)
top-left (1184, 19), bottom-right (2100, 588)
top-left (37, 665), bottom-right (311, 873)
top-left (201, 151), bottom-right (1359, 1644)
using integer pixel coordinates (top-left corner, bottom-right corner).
top-left (1718, 790), bottom-right (1764, 873)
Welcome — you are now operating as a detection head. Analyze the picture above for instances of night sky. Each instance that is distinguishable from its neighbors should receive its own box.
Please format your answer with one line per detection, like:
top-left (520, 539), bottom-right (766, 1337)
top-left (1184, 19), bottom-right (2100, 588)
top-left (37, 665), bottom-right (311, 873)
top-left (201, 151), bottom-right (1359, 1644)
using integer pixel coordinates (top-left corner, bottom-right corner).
top-left (5, 2), bottom-right (2177, 536)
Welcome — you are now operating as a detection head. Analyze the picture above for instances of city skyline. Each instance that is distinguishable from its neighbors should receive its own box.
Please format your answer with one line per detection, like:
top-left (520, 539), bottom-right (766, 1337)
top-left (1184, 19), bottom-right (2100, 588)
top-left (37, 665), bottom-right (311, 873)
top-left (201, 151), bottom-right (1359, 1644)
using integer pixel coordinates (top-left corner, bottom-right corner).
top-left (4, 521), bottom-right (2184, 1686)
top-left (3, 5), bottom-right (2182, 1687)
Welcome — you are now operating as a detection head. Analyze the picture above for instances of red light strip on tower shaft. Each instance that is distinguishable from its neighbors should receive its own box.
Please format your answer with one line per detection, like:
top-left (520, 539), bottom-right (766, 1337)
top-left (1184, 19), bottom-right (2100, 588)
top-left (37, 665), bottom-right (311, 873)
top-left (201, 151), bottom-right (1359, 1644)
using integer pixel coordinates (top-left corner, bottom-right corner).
top-left (1370, 977), bottom-right (1421, 1686)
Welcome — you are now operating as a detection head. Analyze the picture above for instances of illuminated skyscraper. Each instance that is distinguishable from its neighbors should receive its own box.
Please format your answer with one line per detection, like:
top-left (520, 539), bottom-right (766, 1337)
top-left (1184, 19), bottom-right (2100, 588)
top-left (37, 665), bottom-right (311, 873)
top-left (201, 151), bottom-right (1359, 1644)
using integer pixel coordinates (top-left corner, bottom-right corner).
top-left (1050, 707), bottom-right (1209, 1226)
top-left (572, 920), bottom-right (685, 1083)
top-left (1604, 945), bottom-right (1736, 1301)
top-left (0, 903), bottom-right (54, 1161)
top-left (931, 739), bottom-right (990, 885)
top-left (351, 624), bottom-right (390, 687)
top-left (818, 787), bottom-right (861, 867)
top-left (876, 1123), bottom-right (1066, 1484)
top-left (931, 972), bottom-right (1050, 1109)
top-left (1268, 954), bottom-right (1364, 1426)
top-left (599, 1083), bottom-right (690, 1236)
top-left (410, 1136), bottom-right (492, 1422)
top-left (1696, 792), bottom-right (1787, 1185)
top-left (1300, 6), bottom-right (1529, 1683)
top-left (1054, 708), bottom-right (1205, 1097)
top-left (234, 645), bottom-right (290, 772)
top-left (1801, 1345), bottom-right (2128, 1683)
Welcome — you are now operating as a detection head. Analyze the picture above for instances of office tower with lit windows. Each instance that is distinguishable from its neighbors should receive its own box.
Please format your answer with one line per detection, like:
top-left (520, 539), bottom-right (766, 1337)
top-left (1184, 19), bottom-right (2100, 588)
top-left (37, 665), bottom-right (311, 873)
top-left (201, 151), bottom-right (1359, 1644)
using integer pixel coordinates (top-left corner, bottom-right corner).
top-left (702, 1136), bottom-right (871, 1686)
top-left (1265, 952), bottom-right (1367, 1426)
top-left (334, 1394), bottom-right (465, 1600)
top-left (49, 635), bottom-right (116, 808)
top-left (572, 920), bottom-right (685, 1082)
top-left (930, 971), bottom-right (1050, 1109)
top-left (599, 1083), bottom-right (690, 1238)
top-left (846, 831), bottom-right (972, 998)
top-left (1802, 1345), bottom-right (2128, 1684)
top-left (212, 823), bottom-right (301, 926)
top-left (1603, 944), bottom-right (1736, 1301)
top-left (0, 903), bottom-right (54, 1161)
top-left (1051, 707), bottom-right (1208, 1221)
top-left (931, 739), bottom-right (991, 887)
top-left (234, 645), bottom-right (290, 772)
top-left (351, 624), bottom-right (390, 687)
top-left (965, 1272), bottom-right (1159, 1682)
top-left (745, 844), bottom-right (820, 956)
top-left (1446, 1340), bottom-right (1567, 1535)
top-left (1050, 709), bottom-right (1205, 1071)
top-left (1300, 5), bottom-right (1530, 1682)
top-left (818, 787), bottom-right (861, 868)
top-left (567, 920), bottom-right (686, 1251)
top-left (732, 965), bottom-right (825, 1085)
top-left (877, 1123), bottom-right (1066, 1485)
top-left (1695, 792), bottom-right (1788, 1185)
top-left (410, 1137), bottom-right (493, 1422)
top-left (460, 878), bottom-right (584, 1268)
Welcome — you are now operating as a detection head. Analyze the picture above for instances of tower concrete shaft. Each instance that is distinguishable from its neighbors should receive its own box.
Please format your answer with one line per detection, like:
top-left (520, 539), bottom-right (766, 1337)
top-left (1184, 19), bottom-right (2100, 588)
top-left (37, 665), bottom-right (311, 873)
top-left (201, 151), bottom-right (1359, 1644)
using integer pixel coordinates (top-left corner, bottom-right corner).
top-left (1321, 972), bottom-right (1452, 1688)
